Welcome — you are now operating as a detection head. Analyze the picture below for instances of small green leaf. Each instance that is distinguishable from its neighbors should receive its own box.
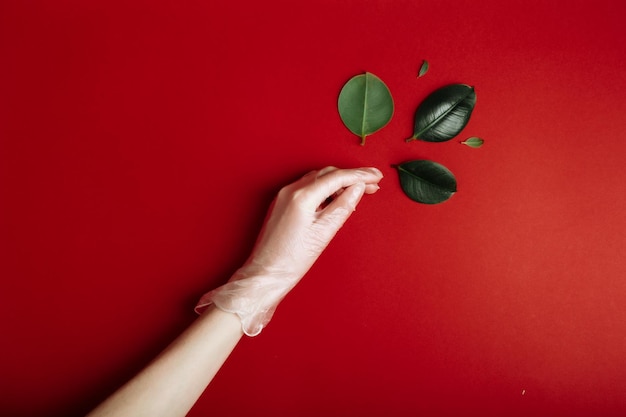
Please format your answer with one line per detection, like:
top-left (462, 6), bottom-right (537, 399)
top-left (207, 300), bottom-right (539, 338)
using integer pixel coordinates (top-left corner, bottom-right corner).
top-left (338, 72), bottom-right (394, 146)
top-left (418, 60), bottom-right (429, 78)
top-left (461, 136), bottom-right (484, 148)
top-left (395, 160), bottom-right (457, 204)
top-left (406, 84), bottom-right (476, 143)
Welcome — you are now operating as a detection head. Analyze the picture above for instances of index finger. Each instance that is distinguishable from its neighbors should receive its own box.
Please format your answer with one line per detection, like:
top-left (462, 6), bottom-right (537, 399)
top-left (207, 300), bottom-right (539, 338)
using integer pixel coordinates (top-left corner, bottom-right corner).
top-left (304, 167), bottom-right (383, 208)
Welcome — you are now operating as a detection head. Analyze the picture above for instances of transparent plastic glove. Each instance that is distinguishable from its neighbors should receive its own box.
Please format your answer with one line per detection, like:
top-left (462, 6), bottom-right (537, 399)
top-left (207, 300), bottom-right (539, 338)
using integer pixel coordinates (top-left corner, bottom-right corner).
top-left (195, 166), bottom-right (383, 336)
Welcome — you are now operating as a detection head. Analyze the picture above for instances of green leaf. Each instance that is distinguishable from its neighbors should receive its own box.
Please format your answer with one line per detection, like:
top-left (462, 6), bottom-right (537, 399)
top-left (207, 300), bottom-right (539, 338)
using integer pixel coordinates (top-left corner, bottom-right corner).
top-left (461, 136), bottom-right (484, 148)
top-left (338, 72), bottom-right (394, 146)
top-left (406, 84), bottom-right (476, 143)
top-left (417, 60), bottom-right (429, 78)
top-left (395, 160), bottom-right (457, 204)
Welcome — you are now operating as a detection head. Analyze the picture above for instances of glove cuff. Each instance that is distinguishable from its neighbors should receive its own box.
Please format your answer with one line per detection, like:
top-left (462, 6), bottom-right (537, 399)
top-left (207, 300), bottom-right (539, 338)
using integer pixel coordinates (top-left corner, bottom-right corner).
top-left (194, 275), bottom-right (294, 337)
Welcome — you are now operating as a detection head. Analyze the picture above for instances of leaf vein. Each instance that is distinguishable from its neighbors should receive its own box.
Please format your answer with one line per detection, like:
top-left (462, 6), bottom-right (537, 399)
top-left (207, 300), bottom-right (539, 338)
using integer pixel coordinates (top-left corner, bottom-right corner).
top-left (414, 86), bottom-right (474, 139)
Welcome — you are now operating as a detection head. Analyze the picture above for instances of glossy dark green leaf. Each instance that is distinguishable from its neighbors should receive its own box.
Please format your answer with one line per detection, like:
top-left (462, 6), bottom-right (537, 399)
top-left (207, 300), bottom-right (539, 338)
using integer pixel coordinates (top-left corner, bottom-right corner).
top-left (461, 136), bottom-right (484, 148)
top-left (338, 72), bottom-right (394, 146)
top-left (395, 160), bottom-right (457, 204)
top-left (418, 60), bottom-right (429, 78)
top-left (406, 84), bottom-right (476, 143)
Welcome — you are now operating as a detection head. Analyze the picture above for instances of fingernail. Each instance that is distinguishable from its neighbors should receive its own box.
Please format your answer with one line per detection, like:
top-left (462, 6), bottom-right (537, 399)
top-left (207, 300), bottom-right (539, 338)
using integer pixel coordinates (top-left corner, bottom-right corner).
top-left (366, 167), bottom-right (383, 177)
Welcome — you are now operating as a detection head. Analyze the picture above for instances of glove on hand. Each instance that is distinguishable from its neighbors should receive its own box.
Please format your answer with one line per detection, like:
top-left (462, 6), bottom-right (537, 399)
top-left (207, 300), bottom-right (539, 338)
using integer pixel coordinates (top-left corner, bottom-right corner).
top-left (195, 166), bottom-right (383, 336)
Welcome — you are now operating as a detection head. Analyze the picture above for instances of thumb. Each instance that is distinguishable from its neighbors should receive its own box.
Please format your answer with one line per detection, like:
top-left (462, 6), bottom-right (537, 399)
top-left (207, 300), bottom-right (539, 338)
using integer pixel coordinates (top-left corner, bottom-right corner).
top-left (336, 182), bottom-right (366, 212)
top-left (315, 182), bottom-right (366, 237)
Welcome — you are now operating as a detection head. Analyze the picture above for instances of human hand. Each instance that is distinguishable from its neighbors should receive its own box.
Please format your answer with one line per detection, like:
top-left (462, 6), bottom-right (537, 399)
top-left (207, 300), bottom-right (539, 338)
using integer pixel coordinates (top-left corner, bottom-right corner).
top-left (195, 166), bottom-right (383, 336)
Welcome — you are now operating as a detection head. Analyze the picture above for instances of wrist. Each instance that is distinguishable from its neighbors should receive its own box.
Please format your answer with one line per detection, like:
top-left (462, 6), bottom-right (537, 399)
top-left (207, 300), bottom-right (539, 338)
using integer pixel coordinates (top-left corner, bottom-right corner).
top-left (196, 272), bottom-right (297, 337)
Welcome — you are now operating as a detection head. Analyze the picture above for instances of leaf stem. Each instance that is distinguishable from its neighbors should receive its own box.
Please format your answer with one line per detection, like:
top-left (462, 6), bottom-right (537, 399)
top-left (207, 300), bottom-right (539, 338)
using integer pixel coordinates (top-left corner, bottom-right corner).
top-left (360, 135), bottom-right (366, 146)
top-left (405, 136), bottom-right (417, 142)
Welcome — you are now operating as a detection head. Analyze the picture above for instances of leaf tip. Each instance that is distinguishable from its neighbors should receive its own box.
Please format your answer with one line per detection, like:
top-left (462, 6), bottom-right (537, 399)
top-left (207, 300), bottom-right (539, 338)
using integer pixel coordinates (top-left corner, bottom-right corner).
top-left (418, 59), bottom-right (429, 78)
top-left (461, 136), bottom-right (484, 148)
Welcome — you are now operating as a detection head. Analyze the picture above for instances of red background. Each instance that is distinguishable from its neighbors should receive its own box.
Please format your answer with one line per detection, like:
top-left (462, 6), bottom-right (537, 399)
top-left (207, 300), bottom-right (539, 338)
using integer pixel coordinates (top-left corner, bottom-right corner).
top-left (2, 0), bottom-right (626, 416)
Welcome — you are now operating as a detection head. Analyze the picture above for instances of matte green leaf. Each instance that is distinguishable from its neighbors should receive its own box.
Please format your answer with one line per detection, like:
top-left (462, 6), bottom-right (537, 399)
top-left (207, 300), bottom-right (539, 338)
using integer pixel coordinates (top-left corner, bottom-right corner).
top-left (338, 72), bottom-right (394, 146)
top-left (418, 60), bottom-right (429, 78)
top-left (395, 160), bottom-right (457, 204)
top-left (461, 136), bottom-right (484, 148)
top-left (406, 84), bottom-right (476, 143)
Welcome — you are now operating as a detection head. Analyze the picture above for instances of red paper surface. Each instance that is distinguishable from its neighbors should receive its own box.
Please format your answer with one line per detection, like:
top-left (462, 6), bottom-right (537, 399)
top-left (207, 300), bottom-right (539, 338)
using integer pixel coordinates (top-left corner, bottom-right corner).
top-left (2, 0), bottom-right (626, 416)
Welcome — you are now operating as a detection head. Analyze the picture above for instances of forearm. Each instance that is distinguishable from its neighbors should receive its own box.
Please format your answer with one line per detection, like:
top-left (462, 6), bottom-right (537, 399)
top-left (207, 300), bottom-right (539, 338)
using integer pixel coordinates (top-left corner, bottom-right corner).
top-left (87, 306), bottom-right (243, 417)
top-left (87, 166), bottom-right (382, 416)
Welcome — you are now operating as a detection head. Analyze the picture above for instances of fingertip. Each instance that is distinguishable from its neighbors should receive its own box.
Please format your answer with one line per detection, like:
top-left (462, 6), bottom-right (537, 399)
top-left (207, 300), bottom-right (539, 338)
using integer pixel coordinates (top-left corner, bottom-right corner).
top-left (356, 167), bottom-right (383, 184)
top-left (364, 183), bottom-right (380, 194)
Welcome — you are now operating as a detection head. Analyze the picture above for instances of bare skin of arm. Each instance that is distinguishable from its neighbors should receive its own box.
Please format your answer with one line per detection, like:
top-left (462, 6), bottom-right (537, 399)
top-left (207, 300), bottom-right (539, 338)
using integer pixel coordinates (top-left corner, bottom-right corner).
top-left (87, 306), bottom-right (243, 417)
top-left (86, 166), bottom-right (383, 417)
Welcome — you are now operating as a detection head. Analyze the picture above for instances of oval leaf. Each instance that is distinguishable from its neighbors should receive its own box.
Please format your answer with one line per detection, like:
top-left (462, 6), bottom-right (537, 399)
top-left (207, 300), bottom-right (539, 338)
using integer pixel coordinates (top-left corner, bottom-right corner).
top-left (395, 160), bottom-right (457, 204)
top-left (338, 72), bottom-right (394, 145)
top-left (461, 136), bottom-right (484, 148)
top-left (407, 84), bottom-right (476, 143)
top-left (418, 60), bottom-right (429, 78)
